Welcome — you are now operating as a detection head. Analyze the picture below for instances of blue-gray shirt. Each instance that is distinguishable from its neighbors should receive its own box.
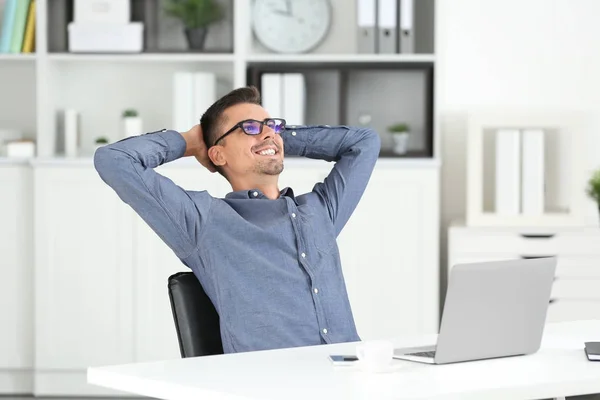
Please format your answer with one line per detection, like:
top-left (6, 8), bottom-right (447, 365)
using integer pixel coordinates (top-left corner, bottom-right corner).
top-left (94, 125), bottom-right (381, 353)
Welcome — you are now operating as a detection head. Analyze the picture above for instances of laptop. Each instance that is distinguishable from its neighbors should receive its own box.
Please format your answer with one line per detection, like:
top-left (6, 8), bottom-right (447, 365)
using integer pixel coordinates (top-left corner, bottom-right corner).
top-left (393, 257), bottom-right (557, 365)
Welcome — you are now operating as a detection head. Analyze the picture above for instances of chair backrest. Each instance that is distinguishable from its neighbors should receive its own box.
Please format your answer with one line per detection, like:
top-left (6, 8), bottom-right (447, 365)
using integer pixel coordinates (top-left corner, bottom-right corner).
top-left (168, 271), bottom-right (224, 357)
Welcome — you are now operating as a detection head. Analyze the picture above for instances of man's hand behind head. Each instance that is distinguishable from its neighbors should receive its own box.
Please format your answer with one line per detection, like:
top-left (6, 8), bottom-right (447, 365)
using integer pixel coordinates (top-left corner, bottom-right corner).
top-left (183, 124), bottom-right (217, 173)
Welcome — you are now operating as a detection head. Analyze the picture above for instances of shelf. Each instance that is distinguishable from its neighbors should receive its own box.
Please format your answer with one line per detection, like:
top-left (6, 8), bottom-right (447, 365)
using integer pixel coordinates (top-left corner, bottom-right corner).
top-left (0, 54), bottom-right (36, 61)
top-left (47, 53), bottom-right (236, 63)
top-left (246, 54), bottom-right (436, 64)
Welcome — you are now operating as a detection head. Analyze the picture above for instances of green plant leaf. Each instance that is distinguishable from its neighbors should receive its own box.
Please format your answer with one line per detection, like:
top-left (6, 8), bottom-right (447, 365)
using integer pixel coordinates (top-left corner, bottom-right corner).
top-left (387, 123), bottom-right (410, 133)
top-left (586, 168), bottom-right (600, 204)
top-left (164, 0), bottom-right (225, 29)
top-left (122, 109), bottom-right (138, 118)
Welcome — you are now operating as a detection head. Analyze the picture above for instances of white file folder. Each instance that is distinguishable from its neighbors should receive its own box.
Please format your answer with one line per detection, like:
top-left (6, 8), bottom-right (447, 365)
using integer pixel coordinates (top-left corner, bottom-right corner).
top-left (399, 0), bottom-right (414, 53)
top-left (377, 0), bottom-right (397, 53)
top-left (261, 73), bottom-right (283, 118)
top-left (495, 129), bottom-right (521, 215)
top-left (521, 129), bottom-right (545, 215)
top-left (357, 0), bottom-right (377, 53)
top-left (282, 73), bottom-right (306, 126)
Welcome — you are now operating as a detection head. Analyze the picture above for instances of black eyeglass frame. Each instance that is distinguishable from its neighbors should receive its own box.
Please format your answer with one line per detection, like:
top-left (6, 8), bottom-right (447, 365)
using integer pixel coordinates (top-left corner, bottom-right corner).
top-left (212, 118), bottom-right (287, 147)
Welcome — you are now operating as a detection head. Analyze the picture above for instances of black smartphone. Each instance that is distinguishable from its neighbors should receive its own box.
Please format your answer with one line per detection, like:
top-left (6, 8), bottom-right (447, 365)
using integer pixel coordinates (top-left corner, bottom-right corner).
top-left (328, 355), bottom-right (359, 365)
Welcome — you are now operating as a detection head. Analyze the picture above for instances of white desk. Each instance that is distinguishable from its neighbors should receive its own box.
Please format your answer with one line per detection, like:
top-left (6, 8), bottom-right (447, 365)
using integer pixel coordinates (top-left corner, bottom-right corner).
top-left (88, 320), bottom-right (600, 400)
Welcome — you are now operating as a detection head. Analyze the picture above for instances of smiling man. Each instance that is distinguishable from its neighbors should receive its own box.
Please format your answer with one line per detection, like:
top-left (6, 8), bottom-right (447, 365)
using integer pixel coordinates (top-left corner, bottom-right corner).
top-left (94, 86), bottom-right (381, 354)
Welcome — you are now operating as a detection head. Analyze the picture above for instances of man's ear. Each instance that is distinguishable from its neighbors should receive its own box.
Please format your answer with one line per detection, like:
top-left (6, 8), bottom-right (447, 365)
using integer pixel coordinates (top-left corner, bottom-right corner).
top-left (208, 146), bottom-right (226, 167)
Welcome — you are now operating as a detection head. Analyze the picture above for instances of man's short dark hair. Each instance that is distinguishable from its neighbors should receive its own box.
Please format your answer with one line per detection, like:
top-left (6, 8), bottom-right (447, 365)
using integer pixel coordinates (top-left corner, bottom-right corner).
top-left (200, 85), bottom-right (262, 150)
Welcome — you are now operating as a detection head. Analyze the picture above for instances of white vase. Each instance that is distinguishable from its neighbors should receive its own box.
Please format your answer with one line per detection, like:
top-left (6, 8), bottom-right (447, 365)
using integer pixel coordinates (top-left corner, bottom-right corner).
top-left (392, 132), bottom-right (410, 155)
top-left (123, 117), bottom-right (142, 138)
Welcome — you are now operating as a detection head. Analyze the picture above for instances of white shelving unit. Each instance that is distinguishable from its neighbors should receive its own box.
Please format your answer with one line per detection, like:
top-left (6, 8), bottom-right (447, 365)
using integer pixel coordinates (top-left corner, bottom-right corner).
top-left (1, 0), bottom-right (439, 160)
top-left (0, 0), bottom-right (441, 397)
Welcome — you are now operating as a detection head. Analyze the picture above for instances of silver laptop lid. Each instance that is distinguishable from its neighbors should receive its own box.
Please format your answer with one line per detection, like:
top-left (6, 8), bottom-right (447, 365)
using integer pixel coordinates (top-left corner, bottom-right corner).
top-left (435, 257), bottom-right (557, 364)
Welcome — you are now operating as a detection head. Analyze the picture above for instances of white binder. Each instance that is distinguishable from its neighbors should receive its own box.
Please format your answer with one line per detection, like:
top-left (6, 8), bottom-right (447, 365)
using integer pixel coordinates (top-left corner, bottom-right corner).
top-left (357, 0), bottom-right (377, 53)
top-left (193, 72), bottom-right (217, 122)
top-left (495, 129), bottom-right (521, 215)
top-left (261, 73), bottom-right (283, 118)
top-left (173, 72), bottom-right (195, 133)
top-left (399, 0), bottom-right (414, 53)
top-left (377, 0), bottom-right (397, 53)
top-left (282, 73), bottom-right (306, 126)
top-left (521, 129), bottom-right (545, 215)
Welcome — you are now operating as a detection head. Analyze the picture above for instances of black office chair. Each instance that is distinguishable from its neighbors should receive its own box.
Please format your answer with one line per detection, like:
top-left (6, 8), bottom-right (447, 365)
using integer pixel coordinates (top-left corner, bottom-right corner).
top-left (167, 271), bottom-right (224, 357)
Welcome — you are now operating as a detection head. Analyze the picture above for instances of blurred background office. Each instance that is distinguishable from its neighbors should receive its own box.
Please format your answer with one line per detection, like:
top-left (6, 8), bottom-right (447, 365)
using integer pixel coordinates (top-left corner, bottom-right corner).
top-left (1, 0), bottom-right (600, 398)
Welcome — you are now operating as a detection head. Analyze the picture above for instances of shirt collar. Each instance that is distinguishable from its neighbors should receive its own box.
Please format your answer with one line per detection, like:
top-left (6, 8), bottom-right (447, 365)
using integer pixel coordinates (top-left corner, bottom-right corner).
top-left (225, 187), bottom-right (297, 204)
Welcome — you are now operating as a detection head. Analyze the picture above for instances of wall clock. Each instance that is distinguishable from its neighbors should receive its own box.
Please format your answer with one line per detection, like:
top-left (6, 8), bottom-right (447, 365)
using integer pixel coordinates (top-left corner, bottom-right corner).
top-left (252, 0), bottom-right (332, 54)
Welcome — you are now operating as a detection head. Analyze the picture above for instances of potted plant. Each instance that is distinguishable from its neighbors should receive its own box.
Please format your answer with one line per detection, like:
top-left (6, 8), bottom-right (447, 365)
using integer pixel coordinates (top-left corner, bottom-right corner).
top-left (94, 136), bottom-right (109, 152)
top-left (586, 168), bottom-right (600, 223)
top-left (164, 0), bottom-right (225, 51)
top-left (122, 108), bottom-right (142, 138)
top-left (388, 123), bottom-right (411, 155)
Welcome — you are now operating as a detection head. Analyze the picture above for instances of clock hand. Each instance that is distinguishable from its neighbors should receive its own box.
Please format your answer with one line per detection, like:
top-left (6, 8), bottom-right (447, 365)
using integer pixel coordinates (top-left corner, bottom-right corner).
top-left (286, 0), bottom-right (292, 16)
top-left (272, 9), bottom-right (291, 17)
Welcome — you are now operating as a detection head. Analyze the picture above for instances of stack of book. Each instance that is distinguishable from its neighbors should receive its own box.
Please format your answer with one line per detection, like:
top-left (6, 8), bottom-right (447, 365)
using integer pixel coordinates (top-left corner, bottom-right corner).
top-left (0, 0), bottom-right (36, 54)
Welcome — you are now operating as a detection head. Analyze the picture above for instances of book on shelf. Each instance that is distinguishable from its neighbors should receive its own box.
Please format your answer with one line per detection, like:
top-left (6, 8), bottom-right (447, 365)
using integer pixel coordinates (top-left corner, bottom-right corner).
top-left (0, 0), bottom-right (36, 54)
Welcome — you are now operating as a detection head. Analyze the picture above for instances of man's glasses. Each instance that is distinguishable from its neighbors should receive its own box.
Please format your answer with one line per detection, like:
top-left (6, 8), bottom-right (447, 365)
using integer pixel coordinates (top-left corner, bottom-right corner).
top-left (213, 118), bottom-right (286, 147)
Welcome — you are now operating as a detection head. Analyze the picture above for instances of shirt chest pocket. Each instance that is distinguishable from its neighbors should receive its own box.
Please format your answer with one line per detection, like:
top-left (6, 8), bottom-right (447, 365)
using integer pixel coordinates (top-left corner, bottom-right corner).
top-left (302, 206), bottom-right (337, 255)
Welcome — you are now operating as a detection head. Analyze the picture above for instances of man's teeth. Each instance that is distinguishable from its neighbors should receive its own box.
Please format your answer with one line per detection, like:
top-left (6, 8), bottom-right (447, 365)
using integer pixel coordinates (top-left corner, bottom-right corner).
top-left (259, 149), bottom-right (276, 155)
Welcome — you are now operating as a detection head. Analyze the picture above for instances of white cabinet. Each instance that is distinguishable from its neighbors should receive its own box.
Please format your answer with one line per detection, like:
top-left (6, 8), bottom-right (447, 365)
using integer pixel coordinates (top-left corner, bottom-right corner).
top-left (336, 164), bottom-right (440, 339)
top-left (0, 165), bottom-right (33, 394)
top-left (448, 221), bottom-right (600, 324)
top-left (33, 166), bottom-right (135, 396)
top-left (27, 160), bottom-right (440, 396)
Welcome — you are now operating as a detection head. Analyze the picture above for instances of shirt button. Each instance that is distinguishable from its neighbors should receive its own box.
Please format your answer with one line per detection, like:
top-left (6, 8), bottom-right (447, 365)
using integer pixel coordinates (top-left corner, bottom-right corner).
top-left (252, 191), bottom-right (258, 197)
top-left (322, 328), bottom-right (328, 334)
top-left (292, 213), bottom-right (296, 218)
top-left (291, 131), bottom-right (297, 136)
top-left (313, 288), bottom-right (319, 294)
top-left (301, 252), bottom-right (306, 258)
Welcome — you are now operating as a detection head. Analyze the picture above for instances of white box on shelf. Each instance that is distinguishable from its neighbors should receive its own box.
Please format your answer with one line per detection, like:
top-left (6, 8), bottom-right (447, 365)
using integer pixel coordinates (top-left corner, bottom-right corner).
top-left (466, 109), bottom-right (589, 227)
top-left (74, 0), bottom-right (130, 24)
top-left (3, 140), bottom-right (36, 158)
top-left (68, 22), bottom-right (144, 53)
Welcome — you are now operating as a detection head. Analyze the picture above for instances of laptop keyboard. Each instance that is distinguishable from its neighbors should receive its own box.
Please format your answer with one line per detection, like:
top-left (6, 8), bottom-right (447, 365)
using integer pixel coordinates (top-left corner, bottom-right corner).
top-left (406, 350), bottom-right (436, 358)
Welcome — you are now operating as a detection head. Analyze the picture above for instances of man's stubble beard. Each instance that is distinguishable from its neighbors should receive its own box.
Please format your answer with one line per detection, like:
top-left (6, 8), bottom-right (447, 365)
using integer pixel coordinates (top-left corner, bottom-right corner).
top-left (253, 158), bottom-right (284, 176)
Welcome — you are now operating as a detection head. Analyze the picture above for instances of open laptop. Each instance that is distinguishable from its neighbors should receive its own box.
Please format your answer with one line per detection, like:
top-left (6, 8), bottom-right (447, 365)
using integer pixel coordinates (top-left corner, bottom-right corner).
top-left (394, 257), bottom-right (557, 365)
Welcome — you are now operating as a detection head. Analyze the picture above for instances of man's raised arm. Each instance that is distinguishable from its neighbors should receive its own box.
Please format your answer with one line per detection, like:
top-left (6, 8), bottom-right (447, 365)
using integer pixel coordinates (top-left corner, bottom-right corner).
top-left (282, 125), bottom-right (381, 236)
top-left (94, 127), bottom-right (213, 260)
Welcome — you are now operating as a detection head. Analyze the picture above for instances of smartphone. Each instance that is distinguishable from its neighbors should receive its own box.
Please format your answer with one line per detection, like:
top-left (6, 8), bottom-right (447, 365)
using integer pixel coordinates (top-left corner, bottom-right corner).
top-left (328, 355), bottom-right (359, 365)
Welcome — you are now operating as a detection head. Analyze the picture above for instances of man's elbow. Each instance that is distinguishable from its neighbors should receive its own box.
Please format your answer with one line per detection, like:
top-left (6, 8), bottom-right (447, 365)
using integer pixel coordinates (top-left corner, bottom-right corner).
top-left (359, 128), bottom-right (382, 156)
top-left (94, 146), bottom-right (125, 184)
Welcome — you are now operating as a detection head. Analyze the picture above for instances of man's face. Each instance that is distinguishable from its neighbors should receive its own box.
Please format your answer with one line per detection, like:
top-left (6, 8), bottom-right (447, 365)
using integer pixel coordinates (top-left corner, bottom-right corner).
top-left (212, 103), bottom-right (285, 177)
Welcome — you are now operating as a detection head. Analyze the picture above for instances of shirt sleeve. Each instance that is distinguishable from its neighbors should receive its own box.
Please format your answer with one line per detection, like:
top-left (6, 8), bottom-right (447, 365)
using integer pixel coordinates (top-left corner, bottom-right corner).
top-left (282, 125), bottom-right (381, 236)
top-left (94, 129), bottom-right (212, 259)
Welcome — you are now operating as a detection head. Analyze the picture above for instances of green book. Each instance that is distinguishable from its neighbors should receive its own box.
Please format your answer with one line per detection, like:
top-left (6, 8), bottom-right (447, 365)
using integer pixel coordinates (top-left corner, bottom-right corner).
top-left (10, 0), bottom-right (30, 53)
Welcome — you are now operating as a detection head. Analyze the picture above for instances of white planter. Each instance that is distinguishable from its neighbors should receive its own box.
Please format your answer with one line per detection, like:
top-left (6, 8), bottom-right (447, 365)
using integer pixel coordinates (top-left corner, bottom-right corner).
top-left (392, 132), bottom-right (410, 155)
top-left (123, 117), bottom-right (142, 138)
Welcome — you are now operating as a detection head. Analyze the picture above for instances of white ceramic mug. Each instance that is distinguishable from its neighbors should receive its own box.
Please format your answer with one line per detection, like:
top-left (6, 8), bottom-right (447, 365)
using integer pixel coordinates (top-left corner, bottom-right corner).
top-left (355, 340), bottom-right (394, 372)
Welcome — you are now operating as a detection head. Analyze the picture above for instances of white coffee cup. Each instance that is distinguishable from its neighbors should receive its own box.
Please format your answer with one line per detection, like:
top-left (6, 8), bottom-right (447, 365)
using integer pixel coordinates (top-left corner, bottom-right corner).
top-left (355, 340), bottom-right (394, 372)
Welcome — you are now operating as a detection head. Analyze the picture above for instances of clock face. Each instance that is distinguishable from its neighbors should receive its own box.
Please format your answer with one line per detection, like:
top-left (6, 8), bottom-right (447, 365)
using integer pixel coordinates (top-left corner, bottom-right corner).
top-left (252, 0), bottom-right (332, 54)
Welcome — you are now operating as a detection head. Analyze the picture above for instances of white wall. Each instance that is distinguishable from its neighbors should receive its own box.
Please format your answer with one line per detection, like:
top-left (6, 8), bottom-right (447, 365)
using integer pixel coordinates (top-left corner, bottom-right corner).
top-left (437, 0), bottom-right (600, 287)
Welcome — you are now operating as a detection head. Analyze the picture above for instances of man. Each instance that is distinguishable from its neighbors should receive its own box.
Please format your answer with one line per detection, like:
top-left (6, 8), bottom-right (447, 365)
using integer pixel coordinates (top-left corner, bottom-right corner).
top-left (94, 86), bottom-right (381, 354)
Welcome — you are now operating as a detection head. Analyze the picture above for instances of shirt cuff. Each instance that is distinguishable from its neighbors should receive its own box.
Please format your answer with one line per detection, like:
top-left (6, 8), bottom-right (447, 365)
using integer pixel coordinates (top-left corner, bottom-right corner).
top-left (159, 130), bottom-right (187, 162)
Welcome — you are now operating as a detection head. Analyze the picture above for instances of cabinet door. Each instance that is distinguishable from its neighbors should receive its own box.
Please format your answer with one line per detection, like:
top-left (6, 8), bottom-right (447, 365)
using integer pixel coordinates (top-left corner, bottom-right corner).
top-left (336, 165), bottom-right (440, 339)
top-left (0, 166), bottom-right (33, 392)
top-left (34, 167), bottom-right (134, 369)
top-left (134, 165), bottom-right (231, 362)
